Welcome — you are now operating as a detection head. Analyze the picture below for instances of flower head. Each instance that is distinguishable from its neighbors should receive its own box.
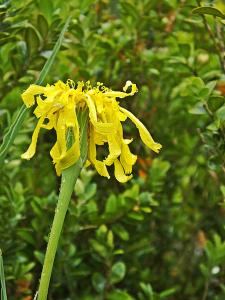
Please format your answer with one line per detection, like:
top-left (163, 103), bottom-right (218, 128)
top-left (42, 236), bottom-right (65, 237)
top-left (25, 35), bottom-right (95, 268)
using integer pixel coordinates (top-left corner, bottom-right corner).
top-left (21, 80), bottom-right (161, 182)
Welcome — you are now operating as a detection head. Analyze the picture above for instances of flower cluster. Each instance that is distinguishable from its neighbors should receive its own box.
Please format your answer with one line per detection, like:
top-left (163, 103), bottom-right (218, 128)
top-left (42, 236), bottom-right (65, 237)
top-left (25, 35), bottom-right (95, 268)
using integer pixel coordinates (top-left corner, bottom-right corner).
top-left (21, 80), bottom-right (161, 182)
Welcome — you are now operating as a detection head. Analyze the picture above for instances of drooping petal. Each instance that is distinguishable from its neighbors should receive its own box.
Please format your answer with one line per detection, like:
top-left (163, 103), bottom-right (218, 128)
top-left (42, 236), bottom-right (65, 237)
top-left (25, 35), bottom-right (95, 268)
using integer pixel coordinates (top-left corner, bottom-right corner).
top-left (123, 80), bottom-right (138, 95)
top-left (21, 115), bottom-right (45, 159)
top-left (119, 107), bottom-right (162, 153)
top-left (85, 94), bottom-right (97, 122)
top-left (93, 131), bottom-right (106, 145)
top-left (120, 142), bottom-right (137, 174)
top-left (53, 110), bottom-right (81, 175)
top-left (89, 126), bottom-right (110, 178)
top-left (114, 159), bottom-right (132, 183)
top-left (21, 85), bottom-right (47, 107)
top-left (55, 112), bottom-right (67, 157)
top-left (104, 81), bottom-right (138, 98)
top-left (55, 141), bottom-right (80, 175)
top-left (103, 134), bottom-right (121, 166)
top-left (41, 109), bottom-right (57, 130)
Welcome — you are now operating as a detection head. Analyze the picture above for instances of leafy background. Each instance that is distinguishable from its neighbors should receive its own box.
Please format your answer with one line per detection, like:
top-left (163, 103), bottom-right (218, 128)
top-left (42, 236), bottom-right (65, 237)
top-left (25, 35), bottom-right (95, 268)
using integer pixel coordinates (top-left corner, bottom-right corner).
top-left (1, 0), bottom-right (225, 299)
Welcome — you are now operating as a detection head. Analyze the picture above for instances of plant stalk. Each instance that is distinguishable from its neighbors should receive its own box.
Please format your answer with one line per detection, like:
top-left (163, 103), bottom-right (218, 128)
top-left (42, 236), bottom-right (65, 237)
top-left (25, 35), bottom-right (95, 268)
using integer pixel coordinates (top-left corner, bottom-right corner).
top-left (37, 109), bottom-right (88, 300)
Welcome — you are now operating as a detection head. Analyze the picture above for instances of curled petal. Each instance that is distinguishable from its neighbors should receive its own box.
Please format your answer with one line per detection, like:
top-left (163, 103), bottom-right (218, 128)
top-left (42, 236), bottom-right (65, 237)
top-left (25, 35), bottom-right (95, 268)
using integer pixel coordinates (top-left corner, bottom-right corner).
top-left (114, 159), bottom-right (132, 183)
top-left (85, 94), bottom-right (97, 122)
top-left (89, 126), bottom-right (110, 178)
top-left (120, 142), bottom-right (137, 174)
top-left (119, 107), bottom-right (162, 153)
top-left (22, 85), bottom-right (47, 107)
top-left (104, 81), bottom-right (138, 98)
top-left (123, 80), bottom-right (138, 95)
top-left (21, 115), bottom-right (45, 159)
top-left (104, 134), bottom-right (121, 166)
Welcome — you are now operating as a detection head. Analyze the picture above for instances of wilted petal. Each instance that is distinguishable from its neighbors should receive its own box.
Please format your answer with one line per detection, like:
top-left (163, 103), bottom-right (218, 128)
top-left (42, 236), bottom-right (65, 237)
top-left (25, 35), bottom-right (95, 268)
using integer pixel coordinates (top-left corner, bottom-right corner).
top-left (22, 85), bottom-right (47, 107)
top-left (119, 107), bottom-right (162, 153)
top-left (21, 115), bottom-right (45, 159)
top-left (114, 159), bottom-right (132, 183)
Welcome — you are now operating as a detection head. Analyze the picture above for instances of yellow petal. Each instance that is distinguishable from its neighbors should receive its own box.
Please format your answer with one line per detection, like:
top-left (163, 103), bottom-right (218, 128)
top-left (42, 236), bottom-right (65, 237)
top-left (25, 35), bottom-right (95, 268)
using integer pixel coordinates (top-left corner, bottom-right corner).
top-left (85, 94), bottom-right (97, 122)
top-left (114, 159), bottom-right (132, 183)
top-left (123, 80), bottom-right (138, 95)
top-left (21, 85), bottom-right (47, 107)
top-left (56, 112), bottom-right (67, 156)
top-left (104, 81), bottom-right (138, 98)
top-left (55, 141), bottom-right (80, 175)
top-left (41, 109), bottom-right (57, 130)
top-left (120, 142), bottom-right (137, 174)
top-left (119, 107), bottom-right (162, 153)
top-left (104, 134), bottom-right (121, 166)
top-left (21, 115), bottom-right (45, 159)
top-left (93, 131), bottom-right (106, 145)
top-left (33, 96), bottom-right (54, 118)
top-left (89, 126), bottom-right (110, 178)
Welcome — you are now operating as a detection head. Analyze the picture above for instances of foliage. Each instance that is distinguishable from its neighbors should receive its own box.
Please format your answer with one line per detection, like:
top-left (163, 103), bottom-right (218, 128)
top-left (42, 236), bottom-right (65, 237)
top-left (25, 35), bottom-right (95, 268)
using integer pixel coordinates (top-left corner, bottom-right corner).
top-left (1, 0), bottom-right (225, 299)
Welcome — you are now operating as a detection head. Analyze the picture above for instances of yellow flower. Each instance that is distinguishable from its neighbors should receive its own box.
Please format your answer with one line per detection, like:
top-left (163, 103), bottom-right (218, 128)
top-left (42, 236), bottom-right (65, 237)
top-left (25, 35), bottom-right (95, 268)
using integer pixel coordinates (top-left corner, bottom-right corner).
top-left (21, 80), bottom-right (161, 182)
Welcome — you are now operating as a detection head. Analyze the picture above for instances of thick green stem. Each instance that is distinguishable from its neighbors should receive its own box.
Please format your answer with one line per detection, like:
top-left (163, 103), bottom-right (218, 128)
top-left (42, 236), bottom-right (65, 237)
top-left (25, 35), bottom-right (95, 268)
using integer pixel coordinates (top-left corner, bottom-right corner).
top-left (37, 109), bottom-right (88, 300)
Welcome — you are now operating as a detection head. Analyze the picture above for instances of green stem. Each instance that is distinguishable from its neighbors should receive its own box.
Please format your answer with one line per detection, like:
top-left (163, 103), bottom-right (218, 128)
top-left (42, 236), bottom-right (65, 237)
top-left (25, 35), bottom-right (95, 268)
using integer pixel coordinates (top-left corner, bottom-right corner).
top-left (0, 249), bottom-right (8, 300)
top-left (37, 109), bottom-right (88, 300)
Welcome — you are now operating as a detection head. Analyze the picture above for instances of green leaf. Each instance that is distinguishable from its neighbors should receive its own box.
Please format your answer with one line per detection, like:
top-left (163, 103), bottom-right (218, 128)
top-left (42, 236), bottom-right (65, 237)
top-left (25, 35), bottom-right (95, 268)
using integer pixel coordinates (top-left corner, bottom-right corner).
top-left (108, 290), bottom-right (134, 300)
top-left (140, 282), bottom-right (154, 298)
top-left (160, 287), bottom-right (177, 298)
top-left (37, 14), bottom-right (49, 39)
top-left (25, 27), bottom-right (40, 56)
top-left (17, 229), bottom-right (36, 245)
top-left (105, 195), bottom-right (118, 215)
top-left (84, 183), bottom-right (97, 200)
top-left (110, 262), bottom-right (126, 284)
top-left (128, 211), bottom-right (144, 221)
top-left (192, 6), bottom-right (225, 19)
top-left (34, 250), bottom-right (45, 264)
top-left (92, 272), bottom-right (106, 293)
top-left (90, 239), bottom-right (108, 258)
top-left (113, 224), bottom-right (130, 241)
top-left (37, 0), bottom-right (54, 23)
top-left (189, 102), bottom-right (206, 115)
top-left (120, 1), bottom-right (139, 21)
top-left (0, 17), bottom-right (71, 165)
top-left (80, 0), bottom-right (96, 11)
top-left (216, 105), bottom-right (225, 121)
top-left (208, 96), bottom-right (225, 112)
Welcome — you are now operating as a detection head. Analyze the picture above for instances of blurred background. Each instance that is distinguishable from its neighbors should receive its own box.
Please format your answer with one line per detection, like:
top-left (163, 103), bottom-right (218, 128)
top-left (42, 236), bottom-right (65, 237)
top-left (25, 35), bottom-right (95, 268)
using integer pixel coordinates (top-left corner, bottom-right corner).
top-left (1, 0), bottom-right (225, 299)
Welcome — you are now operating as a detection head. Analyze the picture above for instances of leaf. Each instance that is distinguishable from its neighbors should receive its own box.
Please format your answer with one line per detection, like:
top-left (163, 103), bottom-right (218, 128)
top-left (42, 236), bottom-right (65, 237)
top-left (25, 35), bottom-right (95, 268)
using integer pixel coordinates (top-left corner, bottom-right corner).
top-left (25, 27), bottom-right (40, 56)
top-left (110, 262), bottom-right (126, 284)
top-left (216, 105), bottom-right (225, 121)
top-left (37, 0), bottom-right (54, 23)
top-left (107, 290), bottom-right (134, 300)
top-left (0, 17), bottom-right (71, 165)
top-left (34, 250), bottom-right (45, 264)
top-left (84, 183), bottom-right (97, 200)
top-left (160, 287), bottom-right (177, 298)
top-left (128, 211), bottom-right (144, 221)
top-left (17, 229), bottom-right (36, 245)
top-left (120, 1), bottom-right (139, 21)
top-left (189, 102), bottom-right (206, 115)
top-left (208, 95), bottom-right (225, 111)
top-left (113, 224), bottom-right (130, 241)
top-left (105, 195), bottom-right (118, 215)
top-left (192, 6), bottom-right (225, 19)
top-left (92, 272), bottom-right (106, 293)
top-left (37, 14), bottom-right (49, 39)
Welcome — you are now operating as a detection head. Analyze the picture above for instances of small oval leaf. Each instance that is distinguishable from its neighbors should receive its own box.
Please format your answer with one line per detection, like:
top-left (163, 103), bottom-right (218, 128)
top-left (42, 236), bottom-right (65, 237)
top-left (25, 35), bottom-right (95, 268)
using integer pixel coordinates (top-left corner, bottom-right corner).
top-left (193, 6), bottom-right (225, 19)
